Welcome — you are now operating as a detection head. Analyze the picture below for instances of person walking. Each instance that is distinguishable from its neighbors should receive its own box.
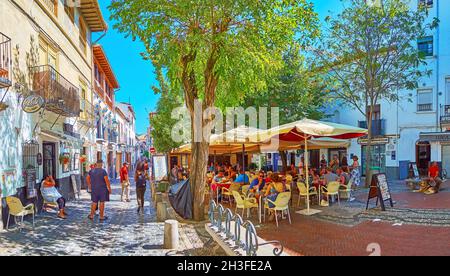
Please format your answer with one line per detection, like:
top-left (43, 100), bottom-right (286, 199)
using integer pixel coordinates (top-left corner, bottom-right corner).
top-left (86, 160), bottom-right (111, 221)
top-left (135, 170), bottom-right (147, 214)
top-left (120, 162), bottom-right (131, 202)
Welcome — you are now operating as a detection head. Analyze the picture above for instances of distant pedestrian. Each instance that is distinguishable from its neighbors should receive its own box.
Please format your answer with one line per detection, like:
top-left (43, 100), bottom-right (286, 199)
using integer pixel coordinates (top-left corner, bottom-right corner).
top-left (135, 170), bottom-right (147, 214)
top-left (170, 164), bottom-right (179, 184)
top-left (120, 162), bottom-right (131, 202)
top-left (350, 155), bottom-right (361, 187)
top-left (87, 160), bottom-right (112, 221)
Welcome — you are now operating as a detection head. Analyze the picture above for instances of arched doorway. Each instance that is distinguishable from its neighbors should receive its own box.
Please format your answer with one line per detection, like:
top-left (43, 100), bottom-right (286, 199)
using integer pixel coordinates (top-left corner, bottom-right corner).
top-left (416, 141), bottom-right (431, 176)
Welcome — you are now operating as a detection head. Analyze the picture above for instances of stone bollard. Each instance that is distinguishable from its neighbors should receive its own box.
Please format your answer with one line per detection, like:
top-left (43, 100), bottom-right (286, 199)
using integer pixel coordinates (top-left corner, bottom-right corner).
top-left (156, 202), bottom-right (168, 222)
top-left (163, 219), bottom-right (179, 250)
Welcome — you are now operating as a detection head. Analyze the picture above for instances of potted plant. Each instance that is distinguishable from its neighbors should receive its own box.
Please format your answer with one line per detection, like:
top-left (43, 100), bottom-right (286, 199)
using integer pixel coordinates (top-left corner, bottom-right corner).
top-left (59, 154), bottom-right (70, 165)
top-left (79, 155), bottom-right (87, 164)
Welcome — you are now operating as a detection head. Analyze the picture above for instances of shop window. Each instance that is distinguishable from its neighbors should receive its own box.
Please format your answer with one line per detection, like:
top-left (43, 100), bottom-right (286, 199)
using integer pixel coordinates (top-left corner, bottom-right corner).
top-left (419, 0), bottom-right (433, 8)
top-left (417, 89), bottom-right (433, 111)
top-left (416, 141), bottom-right (431, 176)
top-left (418, 36), bottom-right (433, 57)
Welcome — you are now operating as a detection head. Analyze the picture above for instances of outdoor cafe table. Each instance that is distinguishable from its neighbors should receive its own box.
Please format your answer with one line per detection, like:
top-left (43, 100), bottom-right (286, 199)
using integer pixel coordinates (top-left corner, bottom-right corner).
top-left (212, 182), bottom-right (232, 203)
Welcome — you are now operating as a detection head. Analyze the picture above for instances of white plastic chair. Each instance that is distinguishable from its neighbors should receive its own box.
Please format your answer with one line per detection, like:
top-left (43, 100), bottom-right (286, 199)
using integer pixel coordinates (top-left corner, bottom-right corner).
top-left (264, 192), bottom-right (292, 227)
top-left (321, 181), bottom-right (341, 205)
top-left (232, 190), bottom-right (258, 218)
top-left (297, 182), bottom-right (319, 207)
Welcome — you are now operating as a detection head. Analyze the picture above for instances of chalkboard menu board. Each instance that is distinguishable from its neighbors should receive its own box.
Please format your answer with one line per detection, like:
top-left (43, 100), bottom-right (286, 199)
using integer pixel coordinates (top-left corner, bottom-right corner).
top-left (24, 169), bottom-right (37, 199)
top-left (411, 163), bottom-right (419, 178)
top-left (71, 174), bottom-right (80, 200)
top-left (366, 173), bottom-right (393, 211)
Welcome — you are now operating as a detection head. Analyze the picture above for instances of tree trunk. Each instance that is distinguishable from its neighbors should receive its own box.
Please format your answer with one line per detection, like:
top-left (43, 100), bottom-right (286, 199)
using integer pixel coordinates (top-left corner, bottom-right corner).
top-left (190, 141), bottom-right (209, 221)
top-left (365, 110), bottom-right (373, 187)
top-left (279, 151), bottom-right (288, 172)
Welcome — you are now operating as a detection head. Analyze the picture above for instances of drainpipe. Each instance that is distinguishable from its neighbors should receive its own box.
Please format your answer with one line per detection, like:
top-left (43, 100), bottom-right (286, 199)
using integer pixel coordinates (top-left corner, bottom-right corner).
top-left (435, 0), bottom-right (440, 166)
top-left (435, 0), bottom-right (440, 132)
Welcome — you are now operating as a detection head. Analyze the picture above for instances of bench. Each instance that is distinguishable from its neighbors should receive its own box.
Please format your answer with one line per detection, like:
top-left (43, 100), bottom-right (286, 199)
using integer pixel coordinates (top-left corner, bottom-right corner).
top-left (206, 201), bottom-right (288, 256)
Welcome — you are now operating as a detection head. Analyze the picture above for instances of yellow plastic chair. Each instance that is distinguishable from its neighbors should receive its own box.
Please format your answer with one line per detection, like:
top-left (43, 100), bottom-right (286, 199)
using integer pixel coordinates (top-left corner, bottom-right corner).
top-left (5, 197), bottom-right (35, 231)
top-left (339, 178), bottom-right (354, 201)
top-left (232, 191), bottom-right (258, 218)
top-left (264, 192), bottom-right (292, 227)
top-left (222, 183), bottom-right (241, 204)
top-left (321, 181), bottom-right (341, 205)
top-left (241, 185), bottom-right (250, 196)
top-left (297, 182), bottom-right (319, 207)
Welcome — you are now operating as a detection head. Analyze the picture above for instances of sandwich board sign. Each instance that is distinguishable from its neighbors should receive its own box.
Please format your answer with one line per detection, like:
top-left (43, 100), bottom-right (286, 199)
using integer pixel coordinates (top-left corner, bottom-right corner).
top-left (152, 155), bottom-right (168, 182)
top-left (366, 173), bottom-right (394, 211)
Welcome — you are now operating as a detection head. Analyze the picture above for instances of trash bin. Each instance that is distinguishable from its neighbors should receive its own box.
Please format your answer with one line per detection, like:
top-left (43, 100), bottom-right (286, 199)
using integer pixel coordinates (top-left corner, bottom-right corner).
top-left (157, 181), bottom-right (169, 193)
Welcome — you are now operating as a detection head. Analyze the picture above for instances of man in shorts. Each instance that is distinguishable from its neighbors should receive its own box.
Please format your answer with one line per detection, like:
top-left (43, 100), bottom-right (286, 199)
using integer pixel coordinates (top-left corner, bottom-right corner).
top-left (86, 160), bottom-right (111, 221)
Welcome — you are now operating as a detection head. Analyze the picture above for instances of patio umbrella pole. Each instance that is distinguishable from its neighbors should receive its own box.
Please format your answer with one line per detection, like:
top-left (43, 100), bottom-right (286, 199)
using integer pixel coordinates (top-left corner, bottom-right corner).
top-left (305, 135), bottom-right (310, 213)
top-left (296, 135), bottom-right (322, 216)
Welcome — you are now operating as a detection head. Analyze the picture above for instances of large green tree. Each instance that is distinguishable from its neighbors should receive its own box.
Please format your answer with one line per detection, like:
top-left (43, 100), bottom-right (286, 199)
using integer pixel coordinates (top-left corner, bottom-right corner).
top-left (244, 43), bottom-right (328, 171)
top-left (150, 68), bottom-right (185, 153)
top-left (109, 0), bottom-right (318, 220)
top-left (315, 0), bottom-right (436, 185)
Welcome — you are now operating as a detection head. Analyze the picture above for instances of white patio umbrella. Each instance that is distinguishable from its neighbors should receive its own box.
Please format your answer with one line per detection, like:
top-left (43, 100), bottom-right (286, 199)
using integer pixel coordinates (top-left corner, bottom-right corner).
top-left (251, 119), bottom-right (367, 215)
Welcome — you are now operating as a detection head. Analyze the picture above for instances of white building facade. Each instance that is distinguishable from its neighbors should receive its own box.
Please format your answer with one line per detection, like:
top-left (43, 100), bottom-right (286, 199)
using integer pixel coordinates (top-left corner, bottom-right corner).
top-left (326, 0), bottom-right (450, 180)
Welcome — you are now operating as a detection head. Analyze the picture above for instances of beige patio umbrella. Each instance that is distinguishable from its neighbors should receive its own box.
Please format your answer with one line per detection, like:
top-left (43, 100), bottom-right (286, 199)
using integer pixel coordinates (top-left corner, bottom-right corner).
top-left (251, 119), bottom-right (367, 215)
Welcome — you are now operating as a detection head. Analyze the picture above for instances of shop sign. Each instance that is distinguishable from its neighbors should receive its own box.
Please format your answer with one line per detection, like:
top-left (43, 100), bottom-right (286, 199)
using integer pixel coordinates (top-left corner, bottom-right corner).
top-left (419, 133), bottom-right (450, 143)
top-left (22, 94), bottom-right (44, 113)
top-left (358, 137), bottom-right (389, 145)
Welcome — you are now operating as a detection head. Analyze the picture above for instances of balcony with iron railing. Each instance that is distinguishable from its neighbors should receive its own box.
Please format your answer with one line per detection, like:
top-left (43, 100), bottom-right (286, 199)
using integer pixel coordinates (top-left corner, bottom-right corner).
top-left (440, 105), bottom-right (450, 128)
top-left (80, 99), bottom-right (95, 128)
top-left (105, 94), bottom-right (113, 110)
top-left (417, 103), bottom-right (433, 112)
top-left (94, 79), bottom-right (105, 98)
top-left (0, 32), bottom-right (12, 88)
top-left (358, 119), bottom-right (386, 137)
top-left (31, 65), bottom-right (80, 117)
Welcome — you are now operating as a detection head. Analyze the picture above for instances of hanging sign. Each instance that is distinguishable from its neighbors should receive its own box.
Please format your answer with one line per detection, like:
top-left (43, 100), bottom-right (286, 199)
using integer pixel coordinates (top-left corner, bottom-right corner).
top-left (366, 173), bottom-right (394, 211)
top-left (22, 94), bottom-right (44, 113)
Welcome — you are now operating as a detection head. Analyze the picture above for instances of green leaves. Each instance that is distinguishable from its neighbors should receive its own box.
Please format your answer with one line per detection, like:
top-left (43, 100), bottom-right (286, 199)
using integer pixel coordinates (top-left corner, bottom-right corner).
top-left (109, 0), bottom-right (319, 109)
top-left (316, 0), bottom-right (433, 115)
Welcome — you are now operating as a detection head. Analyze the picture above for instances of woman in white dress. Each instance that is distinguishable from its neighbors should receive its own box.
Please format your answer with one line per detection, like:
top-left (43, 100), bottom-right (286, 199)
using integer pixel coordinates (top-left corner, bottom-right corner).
top-left (350, 156), bottom-right (361, 187)
top-left (41, 175), bottom-right (67, 219)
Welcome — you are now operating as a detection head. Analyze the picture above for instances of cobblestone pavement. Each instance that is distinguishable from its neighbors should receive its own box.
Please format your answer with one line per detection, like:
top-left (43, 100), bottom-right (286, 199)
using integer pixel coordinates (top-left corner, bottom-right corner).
top-left (0, 180), bottom-right (169, 256)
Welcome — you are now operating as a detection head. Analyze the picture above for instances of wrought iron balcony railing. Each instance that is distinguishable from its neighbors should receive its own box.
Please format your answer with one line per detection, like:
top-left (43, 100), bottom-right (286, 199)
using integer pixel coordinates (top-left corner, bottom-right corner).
top-left (0, 32), bottom-right (12, 88)
top-left (440, 105), bottom-right (450, 127)
top-left (31, 65), bottom-right (80, 117)
top-left (80, 99), bottom-right (95, 128)
top-left (94, 79), bottom-right (104, 98)
top-left (358, 119), bottom-right (386, 137)
top-left (417, 103), bottom-right (433, 112)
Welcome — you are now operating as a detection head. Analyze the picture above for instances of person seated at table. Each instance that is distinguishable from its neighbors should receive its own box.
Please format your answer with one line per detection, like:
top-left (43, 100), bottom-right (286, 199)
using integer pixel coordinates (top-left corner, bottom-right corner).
top-left (250, 171), bottom-right (266, 192)
top-left (265, 172), bottom-right (273, 184)
top-left (320, 167), bottom-right (339, 207)
top-left (229, 167), bottom-right (237, 181)
top-left (427, 161), bottom-right (443, 193)
top-left (330, 155), bottom-right (340, 173)
top-left (41, 175), bottom-right (67, 219)
top-left (337, 167), bottom-right (350, 190)
top-left (264, 174), bottom-right (286, 220)
top-left (234, 169), bottom-right (249, 184)
top-left (213, 170), bottom-right (225, 183)
top-left (309, 169), bottom-right (322, 190)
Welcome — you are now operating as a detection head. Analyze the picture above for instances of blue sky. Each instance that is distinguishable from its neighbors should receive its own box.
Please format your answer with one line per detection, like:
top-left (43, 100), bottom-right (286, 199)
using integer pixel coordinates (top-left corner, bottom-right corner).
top-left (94, 0), bottom-right (342, 135)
